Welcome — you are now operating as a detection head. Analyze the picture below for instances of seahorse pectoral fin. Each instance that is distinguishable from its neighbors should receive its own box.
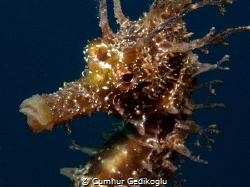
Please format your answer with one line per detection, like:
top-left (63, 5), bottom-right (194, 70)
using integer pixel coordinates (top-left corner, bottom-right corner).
top-left (20, 79), bottom-right (100, 133)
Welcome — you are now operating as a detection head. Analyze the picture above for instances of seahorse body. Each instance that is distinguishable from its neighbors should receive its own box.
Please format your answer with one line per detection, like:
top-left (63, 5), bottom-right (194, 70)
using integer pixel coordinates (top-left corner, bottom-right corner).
top-left (20, 0), bottom-right (249, 186)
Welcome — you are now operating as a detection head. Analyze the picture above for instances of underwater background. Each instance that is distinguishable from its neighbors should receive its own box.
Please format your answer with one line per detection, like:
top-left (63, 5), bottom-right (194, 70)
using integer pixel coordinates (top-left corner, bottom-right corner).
top-left (1, 0), bottom-right (250, 186)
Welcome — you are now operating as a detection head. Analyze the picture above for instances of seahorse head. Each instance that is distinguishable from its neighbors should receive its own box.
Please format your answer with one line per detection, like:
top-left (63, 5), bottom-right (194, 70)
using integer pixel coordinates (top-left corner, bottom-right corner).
top-left (20, 0), bottom-right (191, 133)
top-left (20, 0), bottom-right (247, 134)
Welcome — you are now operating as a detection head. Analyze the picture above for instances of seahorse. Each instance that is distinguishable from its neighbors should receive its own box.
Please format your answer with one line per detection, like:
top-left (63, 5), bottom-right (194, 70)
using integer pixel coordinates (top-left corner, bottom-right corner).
top-left (20, 0), bottom-right (249, 186)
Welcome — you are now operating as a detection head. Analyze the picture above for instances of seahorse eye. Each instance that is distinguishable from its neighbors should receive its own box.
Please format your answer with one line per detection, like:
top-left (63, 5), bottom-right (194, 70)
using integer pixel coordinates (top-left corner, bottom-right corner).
top-left (122, 72), bottom-right (134, 83)
top-left (121, 71), bottom-right (136, 87)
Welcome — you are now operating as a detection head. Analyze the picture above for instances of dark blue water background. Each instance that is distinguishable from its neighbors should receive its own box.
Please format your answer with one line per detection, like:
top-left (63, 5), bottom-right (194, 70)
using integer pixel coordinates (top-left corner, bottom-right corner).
top-left (1, 0), bottom-right (250, 186)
